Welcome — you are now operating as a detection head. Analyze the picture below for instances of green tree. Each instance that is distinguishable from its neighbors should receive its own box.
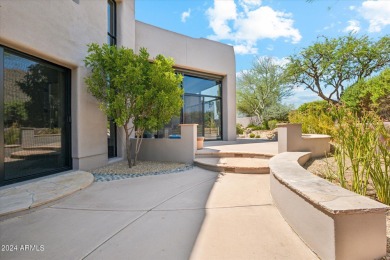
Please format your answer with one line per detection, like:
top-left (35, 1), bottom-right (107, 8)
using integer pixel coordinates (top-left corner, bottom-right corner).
top-left (237, 56), bottom-right (292, 124)
top-left (341, 68), bottom-right (390, 119)
top-left (84, 43), bottom-right (183, 167)
top-left (286, 35), bottom-right (390, 104)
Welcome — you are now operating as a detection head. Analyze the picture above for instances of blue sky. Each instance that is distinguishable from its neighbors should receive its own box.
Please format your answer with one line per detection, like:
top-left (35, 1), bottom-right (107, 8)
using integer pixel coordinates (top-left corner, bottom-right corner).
top-left (135, 0), bottom-right (390, 107)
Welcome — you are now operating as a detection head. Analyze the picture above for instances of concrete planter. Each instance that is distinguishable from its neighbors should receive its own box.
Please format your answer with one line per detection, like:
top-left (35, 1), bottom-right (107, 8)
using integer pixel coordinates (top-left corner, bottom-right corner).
top-left (197, 137), bottom-right (205, 150)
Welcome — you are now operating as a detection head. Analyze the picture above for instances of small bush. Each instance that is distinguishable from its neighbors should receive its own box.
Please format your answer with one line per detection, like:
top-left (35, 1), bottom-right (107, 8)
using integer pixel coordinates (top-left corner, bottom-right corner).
top-left (268, 119), bottom-right (278, 130)
top-left (288, 101), bottom-right (335, 137)
top-left (4, 124), bottom-right (20, 145)
top-left (236, 124), bottom-right (244, 135)
top-left (249, 133), bottom-right (255, 138)
top-left (255, 135), bottom-right (260, 138)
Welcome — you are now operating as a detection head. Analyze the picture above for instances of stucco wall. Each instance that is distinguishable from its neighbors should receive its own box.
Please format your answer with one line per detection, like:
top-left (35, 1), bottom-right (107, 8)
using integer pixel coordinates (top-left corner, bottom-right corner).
top-left (0, 0), bottom-right (136, 170)
top-left (0, 0), bottom-right (236, 174)
top-left (135, 21), bottom-right (236, 141)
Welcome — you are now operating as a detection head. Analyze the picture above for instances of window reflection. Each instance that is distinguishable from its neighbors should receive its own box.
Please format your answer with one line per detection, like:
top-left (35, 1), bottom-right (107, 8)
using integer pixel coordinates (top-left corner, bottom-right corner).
top-left (163, 74), bottom-right (222, 140)
top-left (2, 50), bottom-right (71, 181)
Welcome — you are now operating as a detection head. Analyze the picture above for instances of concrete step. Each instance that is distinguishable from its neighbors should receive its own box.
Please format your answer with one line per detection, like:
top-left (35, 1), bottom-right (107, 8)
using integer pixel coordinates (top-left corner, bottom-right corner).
top-left (194, 157), bottom-right (270, 174)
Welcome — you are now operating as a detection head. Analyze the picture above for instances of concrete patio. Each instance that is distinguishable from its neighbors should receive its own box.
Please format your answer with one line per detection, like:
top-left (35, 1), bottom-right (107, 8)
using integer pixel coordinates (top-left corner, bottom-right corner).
top-left (0, 140), bottom-right (318, 259)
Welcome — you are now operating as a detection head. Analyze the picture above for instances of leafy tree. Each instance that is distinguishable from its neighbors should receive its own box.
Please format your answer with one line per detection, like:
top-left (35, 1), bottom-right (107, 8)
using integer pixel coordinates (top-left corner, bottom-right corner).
top-left (17, 64), bottom-right (61, 128)
top-left (4, 101), bottom-right (27, 127)
top-left (341, 68), bottom-right (390, 119)
top-left (237, 56), bottom-right (293, 124)
top-left (84, 43), bottom-right (183, 167)
top-left (286, 34), bottom-right (390, 104)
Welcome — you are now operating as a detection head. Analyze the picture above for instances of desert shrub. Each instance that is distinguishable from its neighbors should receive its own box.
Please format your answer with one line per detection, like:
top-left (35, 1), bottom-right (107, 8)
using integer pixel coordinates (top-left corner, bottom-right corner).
top-left (4, 124), bottom-right (20, 145)
top-left (376, 94), bottom-right (390, 121)
top-left (341, 68), bottom-right (390, 119)
top-left (255, 135), bottom-right (260, 138)
top-left (330, 106), bottom-right (390, 205)
top-left (236, 124), bottom-right (244, 135)
top-left (247, 122), bottom-right (266, 131)
top-left (268, 119), bottom-right (278, 130)
top-left (249, 133), bottom-right (255, 138)
top-left (289, 101), bottom-right (335, 136)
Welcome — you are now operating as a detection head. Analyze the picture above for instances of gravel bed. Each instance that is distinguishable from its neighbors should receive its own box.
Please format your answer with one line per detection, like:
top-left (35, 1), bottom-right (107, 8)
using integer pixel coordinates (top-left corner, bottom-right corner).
top-left (91, 160), bottom-right (193, 182)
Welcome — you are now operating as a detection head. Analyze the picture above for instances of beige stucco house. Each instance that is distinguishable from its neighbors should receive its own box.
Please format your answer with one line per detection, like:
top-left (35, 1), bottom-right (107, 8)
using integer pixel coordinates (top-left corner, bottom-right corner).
top-left (0, 0), bottom-right (236, 186)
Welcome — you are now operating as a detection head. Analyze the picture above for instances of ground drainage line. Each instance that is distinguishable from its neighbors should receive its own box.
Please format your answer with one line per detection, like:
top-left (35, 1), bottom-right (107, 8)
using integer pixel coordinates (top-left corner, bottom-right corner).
top-left (81, 176), bottom-right (217, 259)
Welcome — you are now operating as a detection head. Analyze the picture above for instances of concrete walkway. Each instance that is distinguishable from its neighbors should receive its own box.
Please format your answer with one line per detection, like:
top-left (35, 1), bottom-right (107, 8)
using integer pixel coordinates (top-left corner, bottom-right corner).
top-left (0, 140), bottom-right (318, 259)
top-left (0, 166), bottom-right (317, 259)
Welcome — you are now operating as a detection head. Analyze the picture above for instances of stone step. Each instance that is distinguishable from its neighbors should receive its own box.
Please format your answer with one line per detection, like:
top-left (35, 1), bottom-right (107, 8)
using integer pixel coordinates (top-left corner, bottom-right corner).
top-left (193, 157), bottom-right (270, 174)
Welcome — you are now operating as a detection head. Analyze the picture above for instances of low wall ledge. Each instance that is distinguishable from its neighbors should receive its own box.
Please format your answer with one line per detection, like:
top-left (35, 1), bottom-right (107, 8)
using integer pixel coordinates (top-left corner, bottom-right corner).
top-left (269, 152), bottom-right (389, 215)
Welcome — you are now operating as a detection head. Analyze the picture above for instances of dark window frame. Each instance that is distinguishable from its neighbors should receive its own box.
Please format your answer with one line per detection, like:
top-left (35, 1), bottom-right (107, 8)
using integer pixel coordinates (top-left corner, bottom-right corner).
top-left (0, 46), bottom-right (72, 186)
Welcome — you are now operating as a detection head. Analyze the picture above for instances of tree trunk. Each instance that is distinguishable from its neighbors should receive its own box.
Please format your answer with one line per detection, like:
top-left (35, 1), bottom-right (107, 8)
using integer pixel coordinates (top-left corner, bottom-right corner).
top-left (134, 128), bottom-right (144, 166)
top-left (124, 126), bottom-right (132, 168)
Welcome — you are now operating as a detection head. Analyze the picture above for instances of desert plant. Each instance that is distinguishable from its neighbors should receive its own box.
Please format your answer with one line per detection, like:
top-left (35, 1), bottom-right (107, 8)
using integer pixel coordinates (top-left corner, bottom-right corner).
top-left (369, 124), bottom-right (390, 205)
top-left (4, 123), bottom-right (20, 145)
top-left (268, 119), bottom-right (278, 130)
top-left (249, 133), bottom-right (255, 138)
top-left (255, 135), bottom-right (260, 138)
top-left (288, 110), bottom-right (335, 136)
top-left (330, 106), bottom-right (390, 204)
top-left (331, 107), bottom-right (378, 195)
top-left (236, 123), bottom-right (244, 135)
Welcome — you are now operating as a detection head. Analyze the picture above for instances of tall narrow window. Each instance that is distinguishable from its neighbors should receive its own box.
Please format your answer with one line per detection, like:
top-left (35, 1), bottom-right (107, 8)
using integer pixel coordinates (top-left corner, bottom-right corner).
top-left (107, 0), bottom-right (117, 158)
top-left (107, 0), bottom-right (116, 45)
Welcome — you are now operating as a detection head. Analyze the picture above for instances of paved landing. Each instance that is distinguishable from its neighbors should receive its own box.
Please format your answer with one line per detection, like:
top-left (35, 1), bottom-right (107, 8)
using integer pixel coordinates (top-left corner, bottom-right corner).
top-left (194, 157), bottom-right (270, 174)
top-left (0, 171), bottom-right (93, 217)
top-left (0, 167), bottom-right (317, 260)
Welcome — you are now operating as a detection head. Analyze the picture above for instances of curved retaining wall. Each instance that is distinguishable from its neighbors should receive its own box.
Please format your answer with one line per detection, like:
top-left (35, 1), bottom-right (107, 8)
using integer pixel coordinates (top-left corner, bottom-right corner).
top-left (269, 152), bottom-right (389, 260)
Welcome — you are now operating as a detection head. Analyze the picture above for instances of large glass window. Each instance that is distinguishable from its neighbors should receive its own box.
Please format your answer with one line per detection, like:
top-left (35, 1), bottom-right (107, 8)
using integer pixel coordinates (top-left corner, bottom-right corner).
top-left (0, 47), bottom-right (71, 186)
top-left (165, 74), bottom-right (222, 140)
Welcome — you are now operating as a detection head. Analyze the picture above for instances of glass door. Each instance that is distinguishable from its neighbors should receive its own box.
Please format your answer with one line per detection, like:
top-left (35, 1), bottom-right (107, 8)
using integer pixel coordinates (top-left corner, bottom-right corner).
top-left (204, 97), bottom-right (222, 140)
top-left (183, 95), bottom-right (203, 136)
top-left (1, 48), bottom-right (71, 185)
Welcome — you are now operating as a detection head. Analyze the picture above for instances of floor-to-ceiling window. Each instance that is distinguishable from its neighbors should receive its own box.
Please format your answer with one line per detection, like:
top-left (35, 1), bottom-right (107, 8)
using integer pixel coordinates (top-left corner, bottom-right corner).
top-left (182, 75), bottom-right (222, 140)
top-left (107, 0), bottom-right (117, 158)
top-left (0, 47), bottom-right (71, 186)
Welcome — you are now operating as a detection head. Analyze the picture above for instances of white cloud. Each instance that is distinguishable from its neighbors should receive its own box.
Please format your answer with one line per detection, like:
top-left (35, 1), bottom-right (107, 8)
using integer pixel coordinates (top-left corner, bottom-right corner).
top-left (349, 5), bottom-right (356, 11)
top-left (343, 20), bottom-right (361, 33)
top-left (359, 0), bottom-right (390, 32)
top-left (181, 9), bottom-right (191, 23)
top-left (234, 44), bottom-right (258, 54)
top-left (206, 0), bottom-right (302, 55)
top-left (206, 0), bottom-right (237, 39)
